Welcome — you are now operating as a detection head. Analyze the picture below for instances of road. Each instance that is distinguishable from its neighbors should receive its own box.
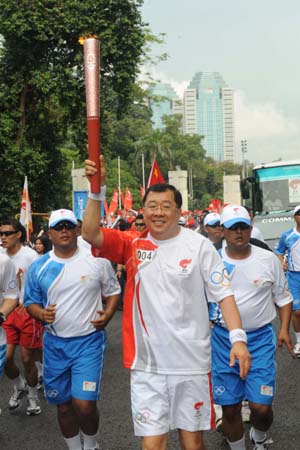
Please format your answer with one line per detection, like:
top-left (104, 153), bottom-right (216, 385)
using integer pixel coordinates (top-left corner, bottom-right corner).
top-left (0, 312), bottom-right (299, 450)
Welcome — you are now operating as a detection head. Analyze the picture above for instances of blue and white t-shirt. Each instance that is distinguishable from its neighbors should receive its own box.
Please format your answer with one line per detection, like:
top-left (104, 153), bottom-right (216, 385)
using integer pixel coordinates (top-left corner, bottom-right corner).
top-left (0, 253), bottom-right (18, 345)
top-left (275, 228), bottom-right (300, 272)
top-left (209, 245), bottom-right (292, 331)
top-left (24, 247), bottom-right (120, 338)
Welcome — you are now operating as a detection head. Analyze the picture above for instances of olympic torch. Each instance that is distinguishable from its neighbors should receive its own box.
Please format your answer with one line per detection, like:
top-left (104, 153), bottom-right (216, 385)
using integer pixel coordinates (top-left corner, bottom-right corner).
top-left (82, 36), bottom-right (101, 193)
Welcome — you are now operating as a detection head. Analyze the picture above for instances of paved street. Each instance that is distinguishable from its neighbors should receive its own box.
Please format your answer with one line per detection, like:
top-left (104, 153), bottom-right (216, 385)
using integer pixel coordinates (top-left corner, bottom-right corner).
top-left (0, 312), bottom-right (299, 450)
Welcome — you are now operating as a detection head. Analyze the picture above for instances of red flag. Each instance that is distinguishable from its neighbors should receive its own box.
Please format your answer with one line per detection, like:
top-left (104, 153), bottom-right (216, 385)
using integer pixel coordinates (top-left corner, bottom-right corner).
top-left (208, 199), bottom-right (222, 213)
top-left (120, 189), bottom-right (125, 207)
top-left (147, 158), bottom-right (166, 188)
top-left (140, 185), bottom-right (145, 199)
top-left (124, 187), bottom-right (133, 211)
top-left (20, 176), bottom-right (33, 241)
top-left (108, 189), bottom-right (119, 215)
top-left (104, 200), bottom-right (109, 216)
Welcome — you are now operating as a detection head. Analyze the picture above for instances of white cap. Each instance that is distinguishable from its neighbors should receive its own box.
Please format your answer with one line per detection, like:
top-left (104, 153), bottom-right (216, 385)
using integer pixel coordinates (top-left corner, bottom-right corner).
top-left (178, 216), bottom-right (186, 226)
top-left (49, 209), bottom-right (78, 228)
top-left (293, 205), bottom-right (300, 215)
top-left (203, 213), bottom-right (220, 227)
top-left (221, 205), bottom-right (251, 228)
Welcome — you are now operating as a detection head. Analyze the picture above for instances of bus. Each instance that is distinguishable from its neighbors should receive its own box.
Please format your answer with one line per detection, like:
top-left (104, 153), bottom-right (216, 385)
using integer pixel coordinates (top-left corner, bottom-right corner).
top-left (241, 159), bottom-right (300, 248)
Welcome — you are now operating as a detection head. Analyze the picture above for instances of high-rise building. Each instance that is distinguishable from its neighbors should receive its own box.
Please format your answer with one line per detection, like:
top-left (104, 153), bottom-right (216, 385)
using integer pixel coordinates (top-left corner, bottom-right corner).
top-left (185, 72), bottom-right (235, 162)
top-left (183, 89), bottom-right (197, 135)
top-left (148, 74), bottom-right (235, 162)
top-left (149, 83), bottom-right (182, 129)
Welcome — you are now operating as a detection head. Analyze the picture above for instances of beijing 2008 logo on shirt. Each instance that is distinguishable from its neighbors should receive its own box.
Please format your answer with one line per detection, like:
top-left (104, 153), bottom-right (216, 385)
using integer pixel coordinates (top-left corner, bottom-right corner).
top-left (179, 258), bottom-right (192, 275)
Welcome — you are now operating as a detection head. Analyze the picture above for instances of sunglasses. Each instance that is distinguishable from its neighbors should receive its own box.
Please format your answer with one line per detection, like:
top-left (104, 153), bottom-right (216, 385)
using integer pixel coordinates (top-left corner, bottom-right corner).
top-left (295, 211), bottom-right (300, 216)
top-left (0, 230), bottom-right (18, 237)
top-left (207, 222), bottom-right (221, 228)
top-left (135, 223), bottom-right (146, 227)
top-left (226, 222), bottom-right (251, 231)
top-left (50, 221), bottom-right (77, 231)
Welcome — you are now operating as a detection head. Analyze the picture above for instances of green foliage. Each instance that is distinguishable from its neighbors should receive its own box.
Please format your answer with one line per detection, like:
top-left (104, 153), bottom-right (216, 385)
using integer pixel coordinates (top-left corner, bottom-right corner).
top-left (0, 2), bottom-right (244, 221)
top-left (0, 0), bottom-right (146, 219)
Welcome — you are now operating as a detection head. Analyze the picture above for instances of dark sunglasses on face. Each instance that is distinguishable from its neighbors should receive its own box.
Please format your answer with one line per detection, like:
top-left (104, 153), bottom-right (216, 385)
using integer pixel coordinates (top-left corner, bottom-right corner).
top-left (226, 222), bottom-right (251, 231)
top-left (135, 223), bottom-right (146, 228)
top-left (0, 230), bottom-right (18, 237)
top-left (295, 211), bottom-right (300, 216)
top-left (50, 221), bottom-right (77, 231)
top-left (207, 222), bottom-right (221, 228)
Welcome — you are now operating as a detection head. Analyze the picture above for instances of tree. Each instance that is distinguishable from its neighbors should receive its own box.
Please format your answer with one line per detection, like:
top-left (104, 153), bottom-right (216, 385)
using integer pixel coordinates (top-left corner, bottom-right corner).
top-left (0, 0), bottom-right (146, 219)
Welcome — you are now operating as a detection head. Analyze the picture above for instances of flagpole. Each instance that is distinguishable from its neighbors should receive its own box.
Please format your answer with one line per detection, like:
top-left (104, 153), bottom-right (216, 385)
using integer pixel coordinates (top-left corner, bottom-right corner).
top-left (25, 176), bottom-right (29, 241)
top-left (118, 156), bottom-right (122, 210)
top-left (142, 153), bottom-right (145, 190)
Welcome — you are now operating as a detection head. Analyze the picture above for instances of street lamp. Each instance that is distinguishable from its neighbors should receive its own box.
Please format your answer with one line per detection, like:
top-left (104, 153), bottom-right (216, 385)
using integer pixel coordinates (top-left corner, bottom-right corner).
top-left (241, 140), bottom-right (247, 178)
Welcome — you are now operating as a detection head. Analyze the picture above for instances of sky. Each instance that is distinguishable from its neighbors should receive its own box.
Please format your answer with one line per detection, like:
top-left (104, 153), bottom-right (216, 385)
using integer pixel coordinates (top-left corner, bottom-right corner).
top-left (141, 0), bottom-right (300, 164)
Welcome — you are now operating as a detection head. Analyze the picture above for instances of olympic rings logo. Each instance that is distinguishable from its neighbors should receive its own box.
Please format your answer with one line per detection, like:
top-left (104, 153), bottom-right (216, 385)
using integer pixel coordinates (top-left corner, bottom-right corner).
top-left (135, 411), bottom-right (150, 423)
top-left (210, 269), bottom-right (231, 287)
top-left (8, 280), bottom-right (18, 289)
top-left (214, 386), bottom-right (225, 396)
top-left (46, 389), bottom-right (59, 398)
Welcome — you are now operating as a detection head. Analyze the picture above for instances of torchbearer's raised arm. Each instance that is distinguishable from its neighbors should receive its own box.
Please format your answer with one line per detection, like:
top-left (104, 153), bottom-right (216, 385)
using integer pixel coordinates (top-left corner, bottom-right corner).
top-left (82, 156), bottom-right (106, 248)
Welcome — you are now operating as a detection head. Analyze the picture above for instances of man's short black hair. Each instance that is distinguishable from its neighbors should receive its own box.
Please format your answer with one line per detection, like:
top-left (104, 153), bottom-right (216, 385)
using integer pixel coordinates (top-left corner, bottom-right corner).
top-left (135, 213), bottom-right (144, 220)
top-left (143, 184), bottom-right (182, 209)
top-left (0, 218), bottom-right (27, 243)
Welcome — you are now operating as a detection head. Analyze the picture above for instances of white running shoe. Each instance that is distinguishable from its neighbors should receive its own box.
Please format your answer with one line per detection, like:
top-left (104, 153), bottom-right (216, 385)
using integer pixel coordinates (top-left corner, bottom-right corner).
top-left (250, 427), bottom-right (273, 449)
top-left (293, 342), bottom-right (300, 358)
top-left (8, 384), bottom-right (29, 410)
top-left (26, 397), bottom-right (41, 416)
top-left (241, 400), bottom-right (251, 422)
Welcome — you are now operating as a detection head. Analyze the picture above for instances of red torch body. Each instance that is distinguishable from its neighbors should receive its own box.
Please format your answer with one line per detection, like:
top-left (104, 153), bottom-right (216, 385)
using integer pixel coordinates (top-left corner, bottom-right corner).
top-left (83, 37), bottom-right (101, 193)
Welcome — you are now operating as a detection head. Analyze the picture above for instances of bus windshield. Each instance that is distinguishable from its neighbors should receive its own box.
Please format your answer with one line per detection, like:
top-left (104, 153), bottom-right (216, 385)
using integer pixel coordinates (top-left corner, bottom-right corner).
top-left (253, 165), bottom-right (300, 213)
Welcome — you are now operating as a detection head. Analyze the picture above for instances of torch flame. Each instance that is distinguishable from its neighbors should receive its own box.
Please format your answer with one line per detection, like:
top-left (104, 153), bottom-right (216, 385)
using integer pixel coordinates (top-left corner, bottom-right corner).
top-left (78, 34), bottom-right (98, 45)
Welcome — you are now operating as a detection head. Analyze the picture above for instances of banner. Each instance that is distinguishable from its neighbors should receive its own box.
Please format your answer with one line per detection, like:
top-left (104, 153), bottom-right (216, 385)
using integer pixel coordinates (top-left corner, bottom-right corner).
top-left (20, 176), bottom-right (33, 241)
top-left (74, 191), bottom-right (88, 221)
top-left (147, 158), bottom-right (166, 187)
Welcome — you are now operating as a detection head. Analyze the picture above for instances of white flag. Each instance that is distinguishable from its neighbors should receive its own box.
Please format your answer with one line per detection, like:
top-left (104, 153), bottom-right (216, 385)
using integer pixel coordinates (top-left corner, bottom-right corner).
top-left (20, 176), bottom-right (33, 241)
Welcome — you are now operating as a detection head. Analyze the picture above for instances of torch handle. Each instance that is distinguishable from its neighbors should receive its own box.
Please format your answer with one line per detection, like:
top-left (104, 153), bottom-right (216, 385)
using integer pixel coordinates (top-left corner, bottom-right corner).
top-left (87, 117), bottom-right (101, 193)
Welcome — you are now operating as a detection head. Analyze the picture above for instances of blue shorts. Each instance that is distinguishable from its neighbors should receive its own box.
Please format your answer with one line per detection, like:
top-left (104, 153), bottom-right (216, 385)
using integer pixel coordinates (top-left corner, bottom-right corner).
top-left (211, 324), bottom-right (276, 406)
top-left (286, 271), bottom-right (300, 311)
top-left (43, 330), bottom-right (107, 405)
top-left (0, 342), bottom-right (6, 379)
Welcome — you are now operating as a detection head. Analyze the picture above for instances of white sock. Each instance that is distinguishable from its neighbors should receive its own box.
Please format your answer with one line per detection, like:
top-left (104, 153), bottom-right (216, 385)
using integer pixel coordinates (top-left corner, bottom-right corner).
top-left (28, 385), bottom-right (38, 399)
top-left (295, 331), bottom-right (300, 343)
top-left (227, 435), bottom-right (246, 450)
top-left (13, 374), bottom-right (26, 390)
top-left (64, 434), bottom-right (82, 450)
top-left (82, 432), bottom-right (98, 450)
top-left (35, 361), bottom-right (43, 377)
top-left (251, 427), bottom-right (267, 443)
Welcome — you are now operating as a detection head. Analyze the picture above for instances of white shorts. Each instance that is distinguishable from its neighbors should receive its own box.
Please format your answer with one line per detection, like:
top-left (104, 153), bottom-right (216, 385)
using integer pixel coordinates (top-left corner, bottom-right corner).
top-left (130, 370), bottom-right (215, 436)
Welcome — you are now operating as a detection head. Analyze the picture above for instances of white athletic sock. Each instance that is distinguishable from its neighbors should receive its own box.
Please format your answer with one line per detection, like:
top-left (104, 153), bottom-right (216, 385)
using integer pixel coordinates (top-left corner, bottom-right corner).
top-left (64, 434), bottom-right (82, 450)
top-left (294, 331), bottom-right (300, 343)
top-left (227, 435), bottom-right (246, 450)
top-left (251, 427), bottom-right (267, 443)
top-left (81, 432), bottom-right (99, 450)
top-left (28, 385), bottom-right (38, 399)
top-left (35, 361), bottom-right (43, 377)
top-left (13, 374), bottom-right (26, 390)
